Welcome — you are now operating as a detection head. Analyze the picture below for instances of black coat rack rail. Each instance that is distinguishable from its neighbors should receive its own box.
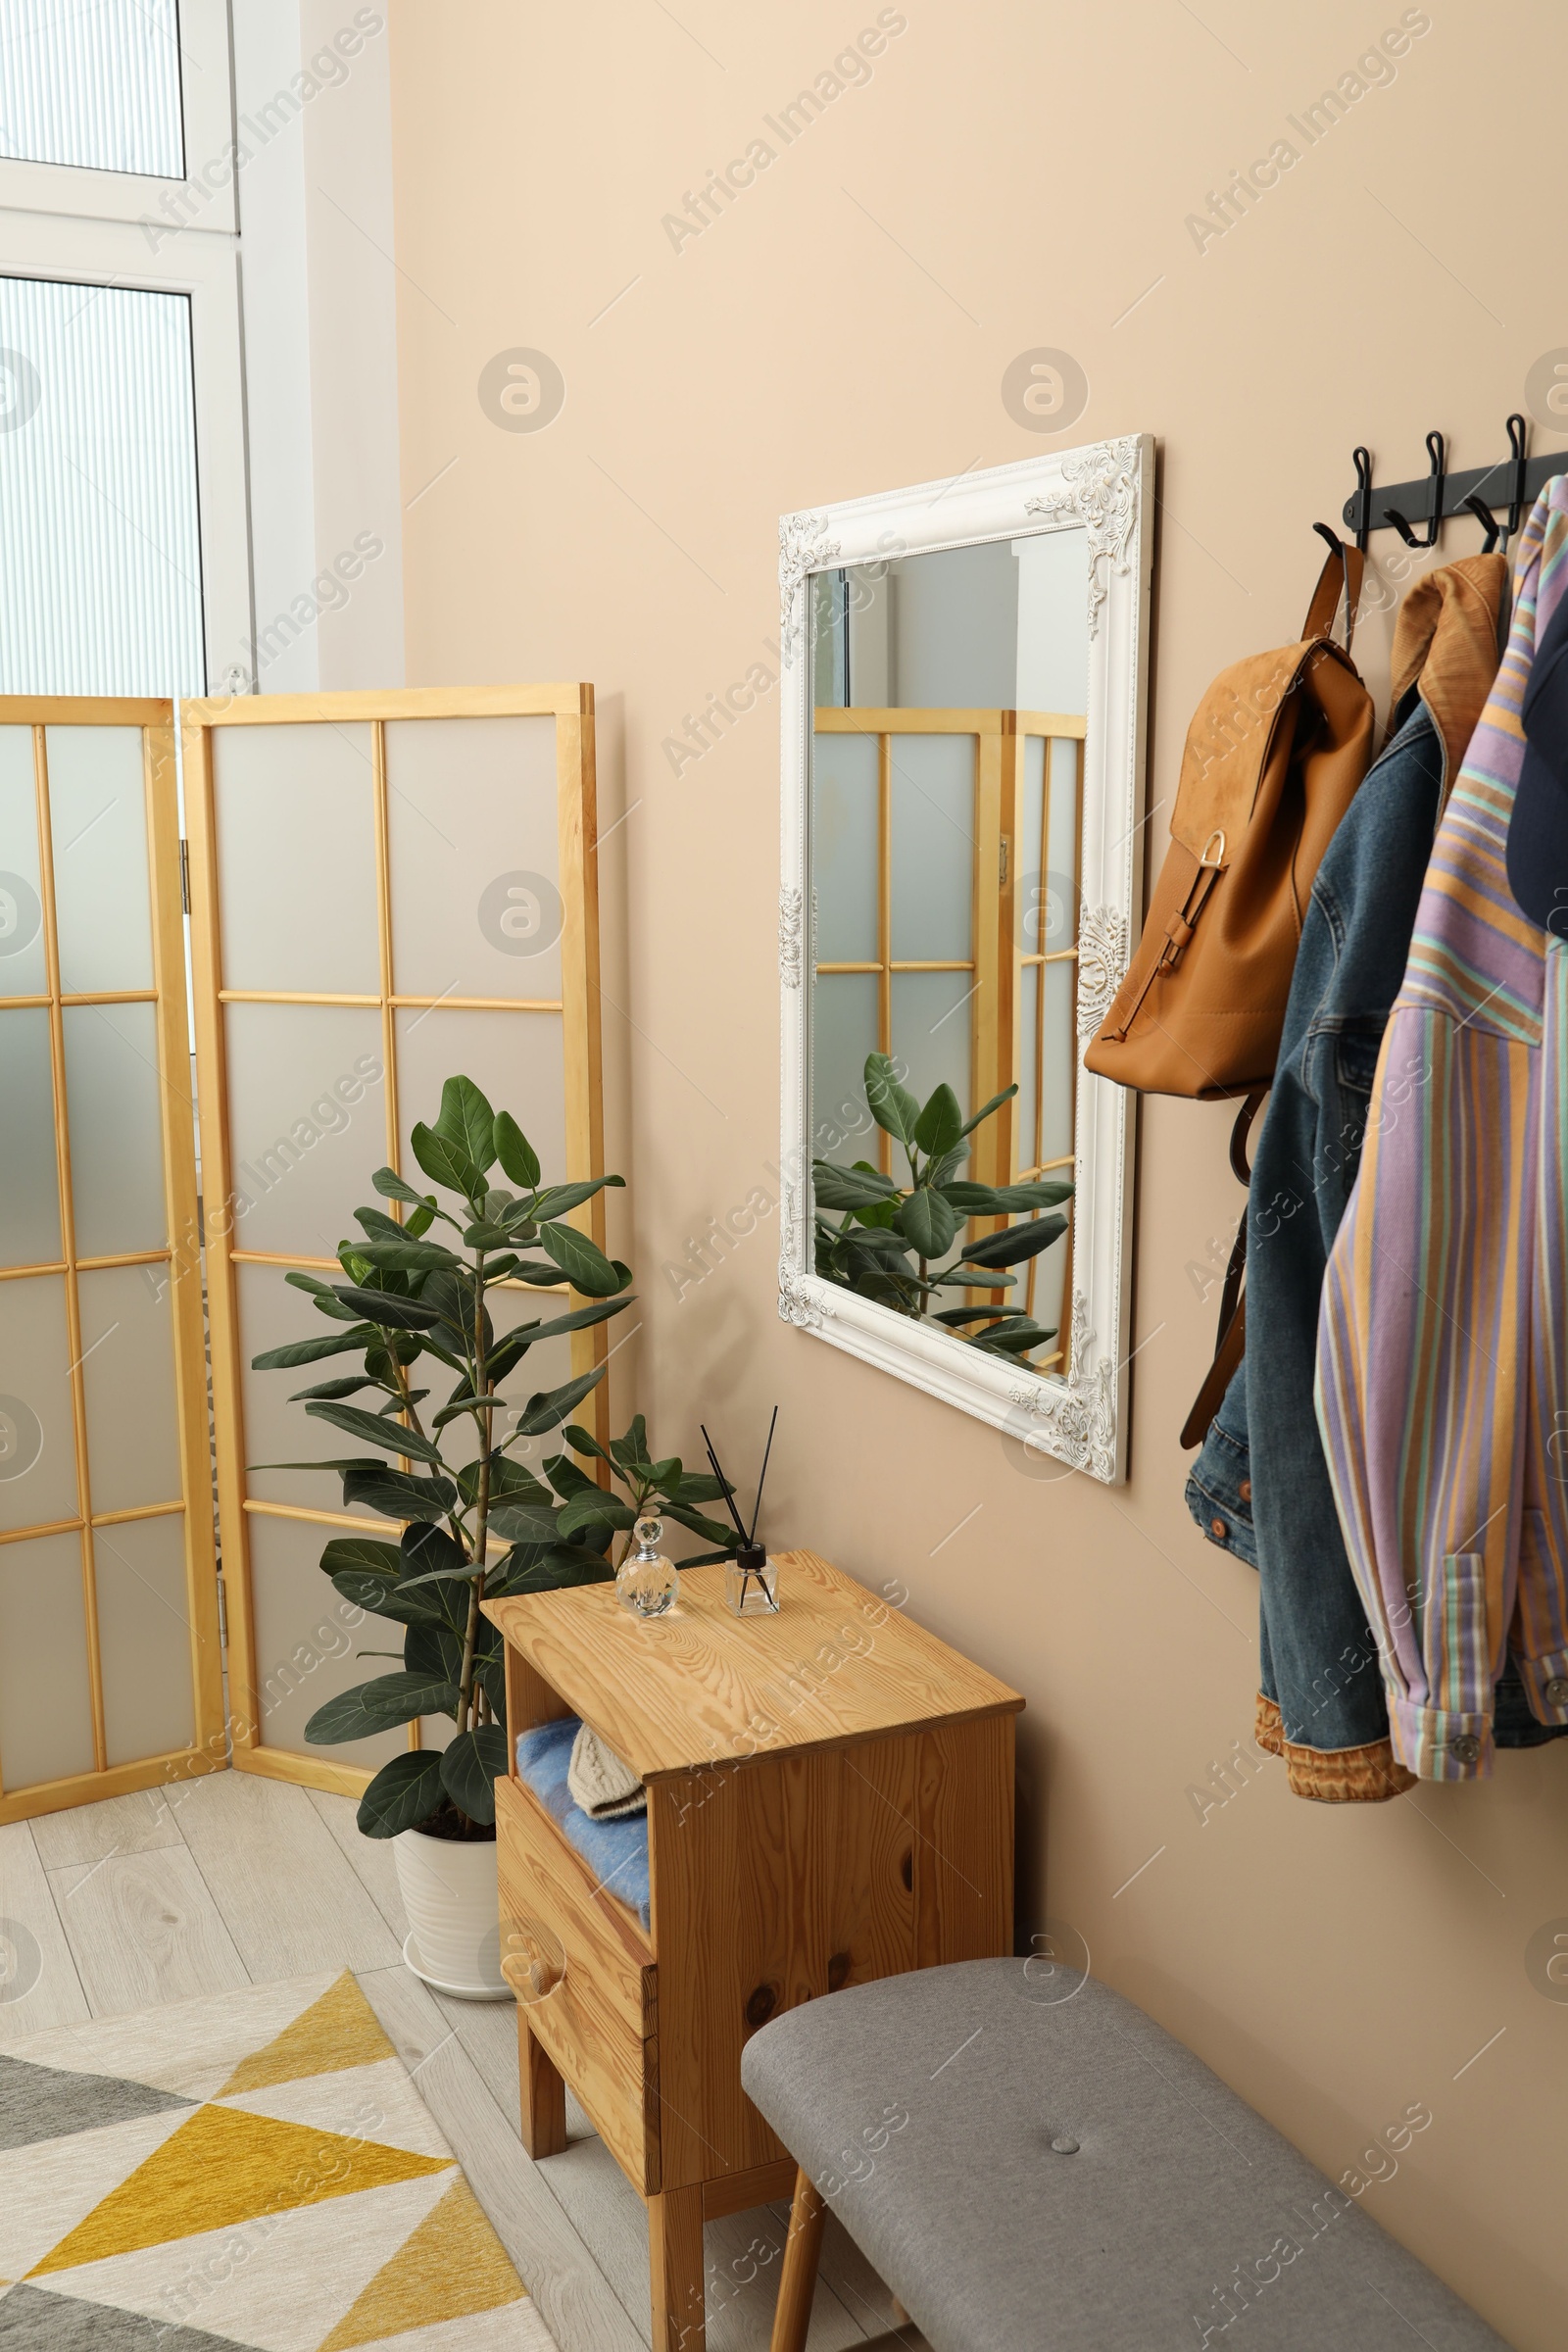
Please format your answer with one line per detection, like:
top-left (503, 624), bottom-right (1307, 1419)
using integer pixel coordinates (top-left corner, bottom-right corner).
top-left (1342, 415), bottom-right (1563, 554)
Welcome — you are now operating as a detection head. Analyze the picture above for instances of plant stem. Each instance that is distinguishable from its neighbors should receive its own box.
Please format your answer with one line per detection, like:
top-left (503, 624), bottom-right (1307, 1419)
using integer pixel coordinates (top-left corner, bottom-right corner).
top-left (457, 1246), bottom-right (490, 1740)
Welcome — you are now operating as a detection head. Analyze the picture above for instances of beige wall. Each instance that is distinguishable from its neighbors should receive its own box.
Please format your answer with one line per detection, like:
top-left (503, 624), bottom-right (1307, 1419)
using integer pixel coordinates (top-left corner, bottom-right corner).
top-left (385, 5), bottom-right (1568, 2341)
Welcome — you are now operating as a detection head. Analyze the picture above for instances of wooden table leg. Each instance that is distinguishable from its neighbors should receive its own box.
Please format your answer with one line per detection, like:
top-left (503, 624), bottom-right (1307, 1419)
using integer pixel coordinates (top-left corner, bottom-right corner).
top-left (769, 2167), bottom-right (825, 2352)
top-left (649, 2182), bottom-right (705, 2352)
top-left (516, 2012), bottom-right (566, 2159)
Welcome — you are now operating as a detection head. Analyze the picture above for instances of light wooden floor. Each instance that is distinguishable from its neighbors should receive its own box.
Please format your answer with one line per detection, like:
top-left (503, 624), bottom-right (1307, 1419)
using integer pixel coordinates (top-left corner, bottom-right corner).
top-left (0, 1771), bottom-right (914, 2352)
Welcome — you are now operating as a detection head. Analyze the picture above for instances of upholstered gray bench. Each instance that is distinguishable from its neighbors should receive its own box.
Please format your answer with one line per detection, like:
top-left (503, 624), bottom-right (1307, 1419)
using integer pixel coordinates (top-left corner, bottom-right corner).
top-left (740, 1959), bottom-right (1507, 2352)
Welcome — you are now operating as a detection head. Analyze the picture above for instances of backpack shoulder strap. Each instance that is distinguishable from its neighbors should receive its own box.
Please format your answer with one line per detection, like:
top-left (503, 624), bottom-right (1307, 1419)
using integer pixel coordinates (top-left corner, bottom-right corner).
top-left (1301, 535), bottom-right (1365, 652)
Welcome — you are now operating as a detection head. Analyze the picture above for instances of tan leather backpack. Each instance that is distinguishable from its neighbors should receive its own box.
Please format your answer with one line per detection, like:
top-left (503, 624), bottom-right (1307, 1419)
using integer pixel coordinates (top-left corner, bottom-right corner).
top-left (1086, 541), bottom-right (1374, 1100)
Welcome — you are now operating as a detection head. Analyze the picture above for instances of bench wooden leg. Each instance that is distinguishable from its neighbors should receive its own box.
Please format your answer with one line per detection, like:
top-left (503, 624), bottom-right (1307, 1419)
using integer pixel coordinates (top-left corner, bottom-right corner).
top-left (650, 2182), bottom-right (705, 2352)
top-left (516, 2013), bottom-right (566, 2159)
top-left (769, 2167), bottom-right (825, 2352)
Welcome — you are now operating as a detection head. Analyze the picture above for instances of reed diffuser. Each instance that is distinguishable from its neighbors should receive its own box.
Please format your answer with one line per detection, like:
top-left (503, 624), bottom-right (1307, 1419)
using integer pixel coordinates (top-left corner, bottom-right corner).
top-left (702, 1407), bottom-right (779, 1616)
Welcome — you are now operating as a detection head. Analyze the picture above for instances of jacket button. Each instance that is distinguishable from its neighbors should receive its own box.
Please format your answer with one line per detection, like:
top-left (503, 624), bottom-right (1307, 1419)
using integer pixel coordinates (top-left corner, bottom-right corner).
top-left (1545, 1676), bottom-right (1568, 1705)
top-left (1209, 1517), bottom-right (1228, 1541)
top-left (1447, 1734), bottom-right (1482, 1765)
top-left (1239, 1480), bottom-right (1252, 1503)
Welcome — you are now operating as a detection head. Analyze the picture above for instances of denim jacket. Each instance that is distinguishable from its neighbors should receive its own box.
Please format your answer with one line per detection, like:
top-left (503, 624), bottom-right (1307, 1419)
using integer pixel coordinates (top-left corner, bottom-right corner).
top-left (1186, 557), bottom-right (1532, 1800)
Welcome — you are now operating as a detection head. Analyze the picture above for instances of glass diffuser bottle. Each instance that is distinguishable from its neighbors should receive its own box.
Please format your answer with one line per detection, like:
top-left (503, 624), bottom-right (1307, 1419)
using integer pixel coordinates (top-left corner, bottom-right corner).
top-left (616, 1514), bottom-right (678, 1619)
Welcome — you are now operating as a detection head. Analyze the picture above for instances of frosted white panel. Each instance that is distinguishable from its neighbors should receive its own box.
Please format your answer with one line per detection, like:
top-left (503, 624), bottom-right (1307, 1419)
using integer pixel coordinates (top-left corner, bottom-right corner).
top-left (47, 727), bottom-right (153, 992)
top-left (0, 1530), bottom-right (94, 1788)
top-left (223, 1004), bottom-right (384, 1259)
top-left (1041, 959), bottom-right (1076, 1166)
top-left (0, 278), bottom-right (203, 698)
top-left (1016, 965), bottom-right (1038, 1177)
top-left (396, 1009), bottom-right (565, 1189)
top-left (1045, 739), bottom-right (1080, 942)
top-left (812, 973), bottom-right (877, 1168)
top-left (64, 1004), bottom-right (167, 1257)
top-left (247, 1510), bottom-right (415, 1769)
top-left (213, 723), bottom-right (379, 995)
top-left (1031, 1226), bottom-right (1069, 1355)
top-left (812, 729), bottom-right (878, 963)
top-left (0, 1275), bottom-right (76, 1532)
top-left (890, 735), bottom-right (973, 963)
top-left (0, 1008), bottom-right (62, 1268)
top-left (93, 1512), bottom-right (194, 1767)
top-left (0, 0), bottom-right (184, 176)
top-left (386, 716), bottom-right (563, 1001)
top-left (0, 727), bottom-right (46, 998)
top-left (78, 1264), bottom-right (181, 1512)
top-left (239, 1259), bottom-right (360, 1516)
top-left (1017, 734), bottom-right (1046, 953)
top-left (890, 969), bottom-right (971, 1134)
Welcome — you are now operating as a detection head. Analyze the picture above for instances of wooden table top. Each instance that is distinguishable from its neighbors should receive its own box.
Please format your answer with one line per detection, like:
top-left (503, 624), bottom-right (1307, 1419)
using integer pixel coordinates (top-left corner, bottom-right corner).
top-left (484, 1547), bottom-right (1022, 1781)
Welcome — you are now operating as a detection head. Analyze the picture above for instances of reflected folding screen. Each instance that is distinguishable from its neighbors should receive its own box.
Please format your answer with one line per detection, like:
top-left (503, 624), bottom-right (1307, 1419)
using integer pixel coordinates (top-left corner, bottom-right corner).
top-left (183, 687), bottom-right (606, 1794)
top-left (0, 700), bottom-right (220, 1821)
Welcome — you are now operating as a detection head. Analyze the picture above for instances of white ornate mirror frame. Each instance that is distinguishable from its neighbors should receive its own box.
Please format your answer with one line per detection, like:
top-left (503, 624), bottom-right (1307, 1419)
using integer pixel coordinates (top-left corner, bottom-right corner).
top-left (777, 436), bottom-right (1153, 1482)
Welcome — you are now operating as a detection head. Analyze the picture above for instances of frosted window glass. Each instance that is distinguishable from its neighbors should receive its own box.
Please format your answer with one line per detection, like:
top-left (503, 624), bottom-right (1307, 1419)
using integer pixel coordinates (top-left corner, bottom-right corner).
top-left (65, 1003), bottom-right (167, 1257)
top-left (0, 726), bottom-right (46, 998)
top-left (0, 1530), bottom-right (94, 1789)
top-left (47, 727), bottom-right (153, 992)
top-left (0, 0), bottom-right (184, 177)
top-left (0, 1274), bottom-right (76, 1532)
top-left (1041, 959), bottom-right (1076, 1166)
top-left (386, 716), bottom-right (563, 1001)
top-left (1016, 965), bottom-right (1038, 1177)
top-left (890, 970), bottom-right (970, 1125)
top-left (246, 1510), bottom-right (415, 1769)
top-left (239, 1259), bottom-right (361, 1516)
top-left (78, 1264), bottom-right (181, 1512)
top-left (223, 1005), bottom-right (385, 1260)
top-left (93, 1512), bottom-right (194, 1766)
top-left (395, 1009), bottom-right (565, 1190)
top-left (213, 723), bottom-right (379, 995)
top-left (0, 1007), bottom-right (62, 1268)
top-left (890, 736), bottom-right (974, 964)
top-left (811, 974), bottom-right (877, 1168)
top-left (0, 277), bottom-right (203, 697)
top-left (812, 729), bottom-right (878, 963)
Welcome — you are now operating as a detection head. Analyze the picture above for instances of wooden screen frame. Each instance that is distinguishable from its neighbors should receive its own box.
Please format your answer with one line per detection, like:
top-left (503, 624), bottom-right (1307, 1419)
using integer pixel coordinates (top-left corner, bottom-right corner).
top-left (183, 684), bottom-right (609, 1797)
top-left (0, 697), bottom-right (222, 1826)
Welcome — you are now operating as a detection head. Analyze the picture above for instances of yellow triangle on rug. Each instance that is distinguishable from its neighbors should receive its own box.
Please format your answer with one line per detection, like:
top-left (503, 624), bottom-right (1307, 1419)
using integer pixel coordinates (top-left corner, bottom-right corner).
top-left (318, 2176), bottom-right (525, 2349)
top-left (30, 2102), bottom-right (452, 2277)
top-left (217, 1973), bottom-right (392, 2100)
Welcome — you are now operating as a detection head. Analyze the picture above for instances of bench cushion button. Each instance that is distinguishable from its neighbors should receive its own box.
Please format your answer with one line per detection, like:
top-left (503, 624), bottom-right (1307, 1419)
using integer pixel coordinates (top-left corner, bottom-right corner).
top-left (1545, 1676), bottom-right (1568, 1704)
top-left (1049, 2134), bottom-right (1080, 2154)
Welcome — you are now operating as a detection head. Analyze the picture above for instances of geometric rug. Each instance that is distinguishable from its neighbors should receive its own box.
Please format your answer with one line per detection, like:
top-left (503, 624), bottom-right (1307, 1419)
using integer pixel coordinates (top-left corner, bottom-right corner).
top-left (0, 1971), bottom-right (556, 2350)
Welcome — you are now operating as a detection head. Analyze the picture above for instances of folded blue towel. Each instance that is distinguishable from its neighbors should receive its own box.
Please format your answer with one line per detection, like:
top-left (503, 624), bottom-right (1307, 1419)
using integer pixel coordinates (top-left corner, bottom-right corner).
top-left (514, 1716), bottom-right (651, 1932)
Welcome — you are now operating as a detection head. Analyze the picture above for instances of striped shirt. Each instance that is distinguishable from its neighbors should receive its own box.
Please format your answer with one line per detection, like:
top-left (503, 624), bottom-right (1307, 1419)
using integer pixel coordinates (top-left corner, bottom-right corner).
top-left (1316, 476), bottom-right (1568, 1780)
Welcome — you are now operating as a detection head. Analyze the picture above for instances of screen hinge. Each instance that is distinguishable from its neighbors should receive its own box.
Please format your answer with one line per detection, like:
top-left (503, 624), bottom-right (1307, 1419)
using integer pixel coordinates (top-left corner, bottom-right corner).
top-left (215, 1572), bottom-right (228, 1650)
top-left (179, 838), bottom-right (190, 914)
top-left (999, 836), bottom-right (1009, 886)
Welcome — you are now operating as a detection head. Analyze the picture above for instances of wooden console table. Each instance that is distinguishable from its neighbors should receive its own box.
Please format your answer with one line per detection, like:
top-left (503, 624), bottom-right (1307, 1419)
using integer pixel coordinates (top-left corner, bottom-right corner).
top-left (483, 1547), bottom-right (1022, 2352)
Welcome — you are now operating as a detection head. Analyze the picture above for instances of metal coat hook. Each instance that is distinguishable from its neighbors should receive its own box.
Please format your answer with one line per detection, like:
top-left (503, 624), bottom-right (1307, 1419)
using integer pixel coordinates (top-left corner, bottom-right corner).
top-left (1505, 411), bottom-right (1529, 542)
top-left (1383, 431), bottom-right (1446, 549)
top-left (1350, 447), bottom-right (1374, 555)
top-left (1462, 492), bottom-right (1501, 554)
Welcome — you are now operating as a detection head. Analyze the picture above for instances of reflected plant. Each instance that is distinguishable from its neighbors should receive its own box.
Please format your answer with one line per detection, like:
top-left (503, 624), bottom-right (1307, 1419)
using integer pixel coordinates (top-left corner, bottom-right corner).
top-left (812, 1054), bottom-right (1072, 1366)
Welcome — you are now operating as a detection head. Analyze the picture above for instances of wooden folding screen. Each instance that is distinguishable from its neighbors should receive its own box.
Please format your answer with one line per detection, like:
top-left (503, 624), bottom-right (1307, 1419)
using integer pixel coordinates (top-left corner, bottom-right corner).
top-left (0, 699), bottom-right (221, 1826)
top-left (182, 686), bottom-right (608, 1797)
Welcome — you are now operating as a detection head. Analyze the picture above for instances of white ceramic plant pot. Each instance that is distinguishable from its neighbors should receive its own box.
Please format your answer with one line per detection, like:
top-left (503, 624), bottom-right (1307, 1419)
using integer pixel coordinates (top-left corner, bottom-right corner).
top-left (393, 1827), bottom-right (508, 2000)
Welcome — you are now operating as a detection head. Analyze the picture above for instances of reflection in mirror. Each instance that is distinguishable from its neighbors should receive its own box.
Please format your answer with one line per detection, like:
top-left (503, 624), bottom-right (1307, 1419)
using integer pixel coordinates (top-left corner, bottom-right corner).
top-left (808, 530), bottom-right (1089, 1376)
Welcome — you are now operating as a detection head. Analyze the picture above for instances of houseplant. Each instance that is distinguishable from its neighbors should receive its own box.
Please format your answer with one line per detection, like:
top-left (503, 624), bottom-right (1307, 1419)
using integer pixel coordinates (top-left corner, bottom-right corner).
top-left (251, 1075), bottom-right (731, 1993)
top-left (813, 1052), bottom-right (1073, 1367)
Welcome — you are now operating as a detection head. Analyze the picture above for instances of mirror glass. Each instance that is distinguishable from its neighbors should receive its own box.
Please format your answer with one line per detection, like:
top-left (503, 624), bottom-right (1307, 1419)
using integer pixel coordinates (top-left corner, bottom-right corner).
top-left (808, 528), bottom-right (1089, 1378)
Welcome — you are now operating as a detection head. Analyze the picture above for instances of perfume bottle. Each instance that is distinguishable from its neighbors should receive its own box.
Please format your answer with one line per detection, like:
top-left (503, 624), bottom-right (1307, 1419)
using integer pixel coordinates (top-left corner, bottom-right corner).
top-left (725, 1541), bottom-right (778, 1616)
top-left (616, 1515), bottom-right (678, 1619)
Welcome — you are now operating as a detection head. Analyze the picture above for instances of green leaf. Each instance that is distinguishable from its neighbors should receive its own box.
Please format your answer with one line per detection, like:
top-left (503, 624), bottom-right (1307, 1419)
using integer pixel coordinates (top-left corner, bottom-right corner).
top-left (485, 1497), bottom-right (564, 1544)
top-left (955, 1213), bottom-right (1068, 1271)
top-left (318, 1535), bottom-right (403, 1578)
top-left (493, 1110), bottom-right (540, 1190)
top-left (957, 1083), bottom-right (1019, 1140)
top-left (864, 1052), bottom-right (920, 1147)
top-left (439, 1726), bottom-right (508, 1825)
top-left (405, 1619), bottom-right (466, 1688)
top-left (288, 1375), bottom-right (382, 1401)
top-left (610, 1414), bottom-right (648, 1470)
top-left (462, 1221), bottom-right (519, 1250)
top-left (542, 1450), bottom-right (600, 1499)
top-left (330, 1568), bottom-right (450, 1626)
top-left (895, 1187), bottom-right (957, 1261)
top-left (410, 1121), bottom-right (486, 1200)
top-left (811, 1159), bottom-right (902, 1210)
top-left (487, 1544), bottom-right (615, 1595)
top-left (537, 1222), bottom-right (624, 1298)
top-left (305, 1671), bottom-right (460, 1742)
top-left (456, 1456), bottom-right (553, 1508)
top-left (372, 1166), bottom-right (440, 1211)
top-left (304, 1398), bottom-right (446, 1464)
top-left (939, 1179), bottom-right (1075, 1212)
top-left (341, 1462), bottom-right (458, 1523)
top-left (512, 1363), bottom-right (607, 1437)
top-left (434, 1075), bottom-right (496, 1174)
top-left (349, 1239), bottom-right (465, 1273)
top-left (357, 1749), bottom-right (446, 1838)
top-left (490, 1296), bottom-right (633, 1375)
top-left (250, 1328), bottom-right (375, 1371)
top-left (556, 1490), bottom-right (636, 1537)
top-left (662, 1500), bottom-right (745, 1548)
top-left (331, 1286), bottom-right (444, 1332)
top-left (663, 1470), bottom-right (732, 1503)
top-left (531, 1176), bottom-right (626, 1220)
top-left (912, 1081), bottom-right (963, 1157)
top-left (564, 1423), bottom-right (613, 1467)
top-left (476, 1651), bottom-right (507, 1717)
